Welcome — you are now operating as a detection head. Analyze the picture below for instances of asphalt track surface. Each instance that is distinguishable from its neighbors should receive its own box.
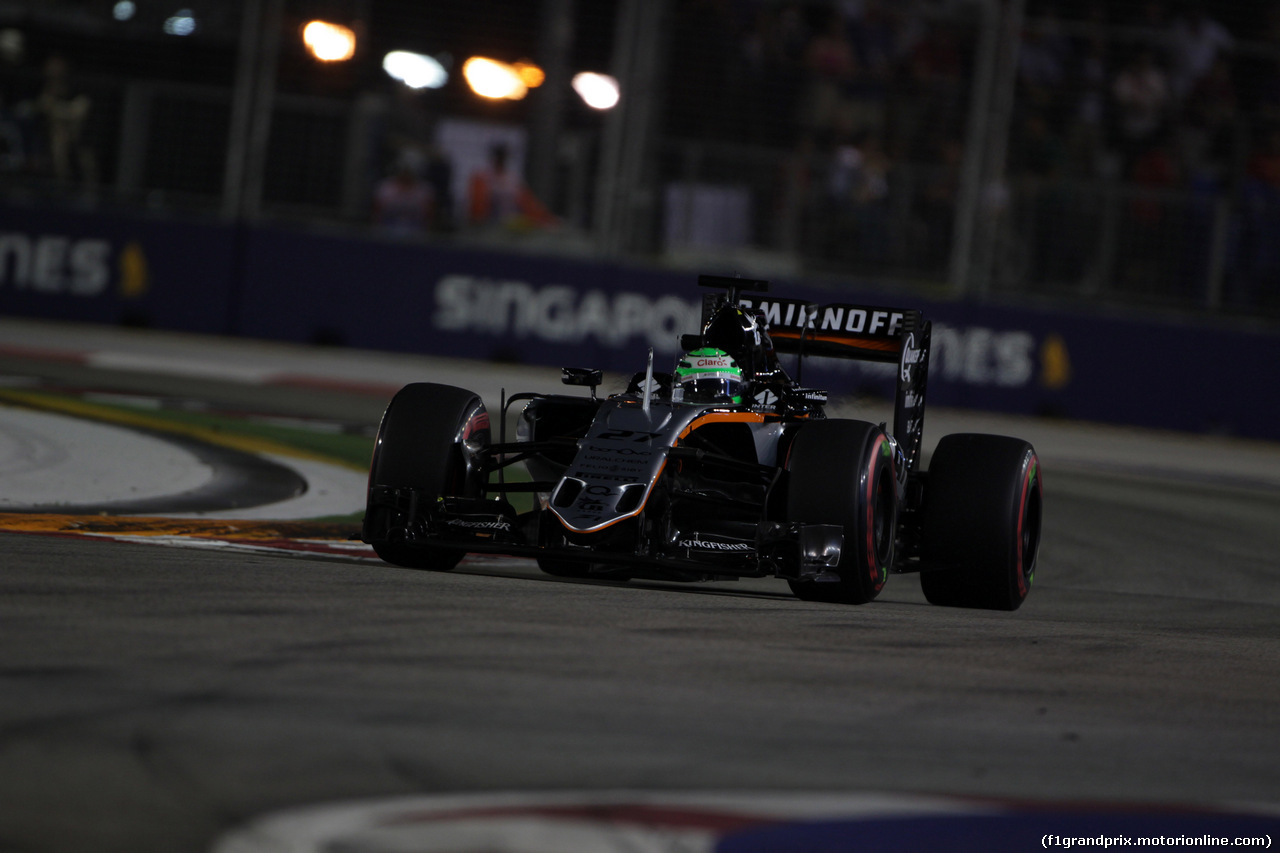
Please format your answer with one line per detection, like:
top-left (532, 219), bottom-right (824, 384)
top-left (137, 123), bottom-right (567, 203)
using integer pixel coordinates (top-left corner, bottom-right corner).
top-left (1, 320), bottom-right (1279, 852)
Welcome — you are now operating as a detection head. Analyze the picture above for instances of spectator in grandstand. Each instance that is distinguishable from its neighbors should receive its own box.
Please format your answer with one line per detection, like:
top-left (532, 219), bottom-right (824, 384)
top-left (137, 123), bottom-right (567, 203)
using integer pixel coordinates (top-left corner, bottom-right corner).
top-left (847, 0), bottom-right (896, 81)
top-left (466, 143), bottom-right (557, 232)
top-left (739, 1), bottom-right (809, 145)
top-left (29, 53), bottom-right (96, 188)
top-left (919, 132), bottom-right (962, 271)
top-left (1246, 125), bottom-right (1280, 188)
top-left (1253, 9), bottom-right (1280, 125)
top-left (1112, 48), bottom-right (1171, 171)
top-left (1182, 55), bottom-right (1237, 172)
top-left (1167, 2), bottom-right (1233, 100)
top-left (821, 129), bottom-right (892, 266)
top-left (1064, 33), bottom-right (1112, 178)
top-left (801, 9), bottom-right (860, 134)
top-left (423, 144), bottom-right (455, 232)
top-left (1018, 5), bottom-right (1072, 114)
top-left (384, 82), bottom-right (434, 162)
top-left (1132, 0), bottom-right (1171, 36)
top-left (667, 0), bottom-right (738, 140)
top-left (843, 0), bottom-right (895, 137)
top-left (850, 132), bottom-right (892, 266)
top-left (904, 18), bottom-right (964, 99)
top-left (1236, 126), bottom-right (1280, 308)
top-left (1018, 112), bottom-right (1067, 180)
top-left (901, 20), bottom-right (967, 157)
top-left (0, 111), bottom-right (21, 172)
top-left (0, 28), bottom-right (24, 108)
top-left (1122, 131), bottom-right (1181, 293)
top-left (772, 132), bottom-right (816, 251)
top-left (1130, 134), bottom-right (1179, 219)
top-left (1016, 111), bottom-right (1082, 286)
top-left (373, 151), bottom-right (434, 237)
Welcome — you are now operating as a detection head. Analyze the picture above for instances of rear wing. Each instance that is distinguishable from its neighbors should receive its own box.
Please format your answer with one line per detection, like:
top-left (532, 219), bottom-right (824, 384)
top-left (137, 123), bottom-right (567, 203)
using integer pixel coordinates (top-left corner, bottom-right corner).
top-left (697, 276), bottom-right (931, 473)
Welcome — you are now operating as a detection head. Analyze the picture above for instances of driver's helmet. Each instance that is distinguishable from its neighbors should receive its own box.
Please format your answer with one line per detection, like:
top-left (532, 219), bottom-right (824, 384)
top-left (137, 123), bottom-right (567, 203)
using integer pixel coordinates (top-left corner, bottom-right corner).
top-left (672, 348), bottom-right (745, 404)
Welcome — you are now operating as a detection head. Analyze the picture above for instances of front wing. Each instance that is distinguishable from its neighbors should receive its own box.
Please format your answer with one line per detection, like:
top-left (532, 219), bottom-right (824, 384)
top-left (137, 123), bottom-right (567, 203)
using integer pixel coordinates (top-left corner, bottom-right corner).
top-left (365, 479), bottom-right (845, 582)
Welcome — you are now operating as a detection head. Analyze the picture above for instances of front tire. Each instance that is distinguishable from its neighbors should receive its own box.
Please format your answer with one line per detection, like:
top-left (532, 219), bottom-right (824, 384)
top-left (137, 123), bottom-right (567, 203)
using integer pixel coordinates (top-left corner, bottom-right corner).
top-left (785, 420), bottom-right (898, 604)
top-left (364, 383), bottom-right (489, 571)
top-left (918, 433), bottom-right (1042, 610)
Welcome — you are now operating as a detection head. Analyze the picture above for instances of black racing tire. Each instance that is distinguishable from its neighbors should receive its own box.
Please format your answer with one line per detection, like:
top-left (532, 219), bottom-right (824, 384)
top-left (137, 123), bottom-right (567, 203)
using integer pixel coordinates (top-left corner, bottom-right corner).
top-left (785, 419), bottom-right (898, 605)
top-left (918, 433), bottom-right (1042, 610)
top-left (364, 383), bottom-right (489, 571)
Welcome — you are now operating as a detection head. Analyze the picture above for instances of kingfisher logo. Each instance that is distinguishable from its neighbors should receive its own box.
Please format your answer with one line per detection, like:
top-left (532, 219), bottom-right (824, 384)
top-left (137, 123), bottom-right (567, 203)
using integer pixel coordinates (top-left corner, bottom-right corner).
top-left (445, 518), bottom-right (511, 531)
top-left (680, 537), bottom-right (752, 552)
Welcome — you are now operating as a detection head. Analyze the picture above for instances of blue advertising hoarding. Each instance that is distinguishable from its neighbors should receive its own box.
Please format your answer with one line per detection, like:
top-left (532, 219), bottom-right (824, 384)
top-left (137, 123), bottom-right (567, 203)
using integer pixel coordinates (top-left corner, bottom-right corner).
top-left (0, 202), bottom-right (239, 333)
top-left (3, 202), bottom-right (1278, 441)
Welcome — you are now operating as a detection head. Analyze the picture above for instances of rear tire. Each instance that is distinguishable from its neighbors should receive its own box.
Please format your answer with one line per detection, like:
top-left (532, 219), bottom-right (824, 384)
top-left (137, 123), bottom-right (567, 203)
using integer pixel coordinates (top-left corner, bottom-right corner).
top-left (785, 420), bottom-right (898, 605)
top-left (919, 434), bottom-right (1042, 610)
top-left (364, 383), bottom-right (489, 571)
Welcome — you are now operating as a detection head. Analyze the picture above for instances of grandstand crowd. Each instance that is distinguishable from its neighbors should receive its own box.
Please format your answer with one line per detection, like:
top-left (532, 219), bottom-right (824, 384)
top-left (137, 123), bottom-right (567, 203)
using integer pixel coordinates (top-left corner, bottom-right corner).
top-left (666, 0), bottom-right (1280, 308)
top-left (2, 0), bottom-right (1279, 312)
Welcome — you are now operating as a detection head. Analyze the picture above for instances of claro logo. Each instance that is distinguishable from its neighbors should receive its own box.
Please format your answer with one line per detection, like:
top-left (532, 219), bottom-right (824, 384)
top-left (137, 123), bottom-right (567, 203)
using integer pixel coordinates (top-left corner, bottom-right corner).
top-left (0, 233), bottom-right (113, 296)
top-left (433, 274), bottom-right (700, 352)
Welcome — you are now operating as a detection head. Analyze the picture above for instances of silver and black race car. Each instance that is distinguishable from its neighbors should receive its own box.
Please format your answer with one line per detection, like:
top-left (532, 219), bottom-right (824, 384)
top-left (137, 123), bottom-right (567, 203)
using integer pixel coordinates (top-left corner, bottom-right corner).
top-left (362, 275), bottom-right (1043, 609)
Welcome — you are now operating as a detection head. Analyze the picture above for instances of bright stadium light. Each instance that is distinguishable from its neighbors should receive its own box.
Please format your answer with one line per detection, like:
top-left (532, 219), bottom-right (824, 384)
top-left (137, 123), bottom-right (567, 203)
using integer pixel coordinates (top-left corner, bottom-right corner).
top-left (113, 1), bottom-right (136, 21)
top-left (572, 72), bottom-right (620, 110)
top-left (303, 20), bottom-right (356, 62)
top-left (513, 61), bottom-right (545, 89)
top-left (163, 9), bottom-right (197, 36)
top-left (462, 56), bottom-right (529, 100)
top-left (383, 50), bottom-right (448, 89)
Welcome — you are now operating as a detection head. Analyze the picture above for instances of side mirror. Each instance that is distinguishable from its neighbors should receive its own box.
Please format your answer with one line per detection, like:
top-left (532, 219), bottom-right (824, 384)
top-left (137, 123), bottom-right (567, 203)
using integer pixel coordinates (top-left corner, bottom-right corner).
top-left (561, 367), bottom-right (602, 398)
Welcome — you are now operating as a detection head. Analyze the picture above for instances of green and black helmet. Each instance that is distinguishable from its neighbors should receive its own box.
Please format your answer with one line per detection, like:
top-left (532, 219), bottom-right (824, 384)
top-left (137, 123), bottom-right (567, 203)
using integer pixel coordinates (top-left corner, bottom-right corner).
top-left (673, 347), bottom-right (745, 404)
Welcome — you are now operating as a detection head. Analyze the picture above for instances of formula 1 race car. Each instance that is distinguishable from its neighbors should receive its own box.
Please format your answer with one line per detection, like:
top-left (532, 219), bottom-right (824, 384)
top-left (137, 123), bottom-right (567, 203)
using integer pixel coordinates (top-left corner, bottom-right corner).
top-left (362, 275), bottom-right (1042, 610)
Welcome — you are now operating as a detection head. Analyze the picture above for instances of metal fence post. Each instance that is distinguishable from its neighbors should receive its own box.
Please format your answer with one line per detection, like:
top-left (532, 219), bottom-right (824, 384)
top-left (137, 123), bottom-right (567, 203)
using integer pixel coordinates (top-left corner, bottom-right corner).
top-left (972, 0), bottom-right (1025, 296)
top-left (595, 0), bottom-right (667, 255)
top-left (223, 0), bottom-right (283, 221)
top-left (114, 81), bottom-right (152, 200)
top-left (1206, 195), bottom-right (1231, 310)
top-left (529, 0), bottom-right (574, 210)
top-left (949, 0), bottom-right (1001, 296)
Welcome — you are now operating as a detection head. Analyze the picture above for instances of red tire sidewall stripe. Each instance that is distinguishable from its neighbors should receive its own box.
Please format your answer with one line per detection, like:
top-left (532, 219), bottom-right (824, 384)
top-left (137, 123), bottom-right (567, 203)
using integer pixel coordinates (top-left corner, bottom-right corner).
top-left (1014, 451), bottom-right (1039, 598)
top-left (865, 434), bottom-right (889, 590)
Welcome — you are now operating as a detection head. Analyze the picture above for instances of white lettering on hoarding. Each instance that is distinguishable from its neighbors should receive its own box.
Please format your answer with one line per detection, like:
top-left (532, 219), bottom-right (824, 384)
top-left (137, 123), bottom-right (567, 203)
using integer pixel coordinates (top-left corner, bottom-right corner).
top-left (433, 274), bottom-right (700, 352)
top-left (0, 233), bottom-right (112, 296)
top-left (932, 323), bottom-right (1035, 388)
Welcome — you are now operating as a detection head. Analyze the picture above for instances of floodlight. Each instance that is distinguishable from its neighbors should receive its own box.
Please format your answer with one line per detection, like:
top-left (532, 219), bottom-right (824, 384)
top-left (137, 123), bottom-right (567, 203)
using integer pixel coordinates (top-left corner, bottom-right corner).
top-left (303, 20), bottom-right (356, 62)
top-left (163, 9), bottom-right (197, 36)
top-left (572, 72), bottom-right (620, 110)
top-left (513, 62), bottom-right (545, 88)
top-left (383, 51), bottom-right (448, 89)
top-left (463, 56), bottom-right (527, 100)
